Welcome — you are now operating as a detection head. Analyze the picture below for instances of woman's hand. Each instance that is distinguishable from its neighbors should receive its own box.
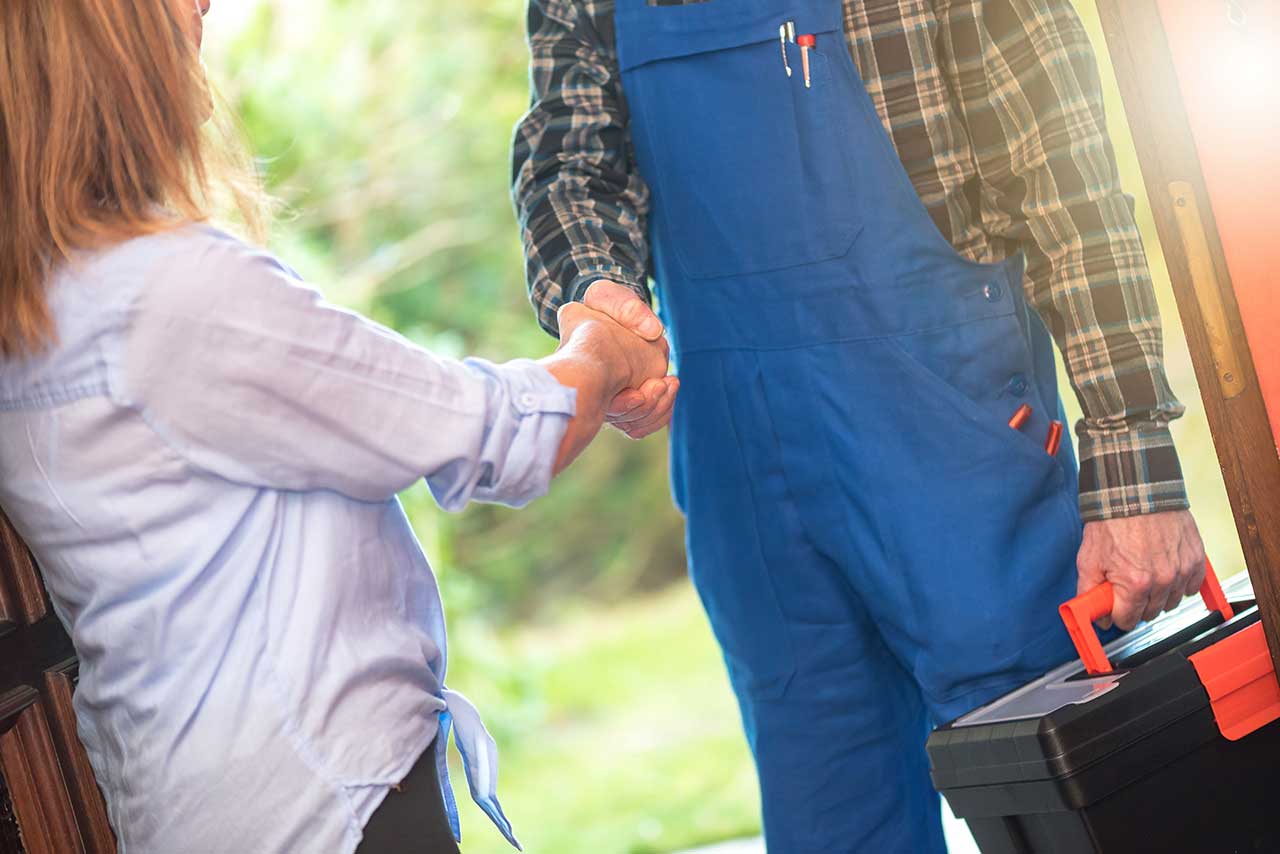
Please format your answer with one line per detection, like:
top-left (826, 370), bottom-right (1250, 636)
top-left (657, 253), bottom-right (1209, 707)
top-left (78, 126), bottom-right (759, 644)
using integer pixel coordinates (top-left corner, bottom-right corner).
top-left (541, 301), bottom-right (673, 473)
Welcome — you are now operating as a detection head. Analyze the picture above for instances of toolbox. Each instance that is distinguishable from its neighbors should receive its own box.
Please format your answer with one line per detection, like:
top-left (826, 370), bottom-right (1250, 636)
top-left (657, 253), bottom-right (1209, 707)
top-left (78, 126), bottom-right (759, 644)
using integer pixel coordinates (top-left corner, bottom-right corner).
top-left (927, 568), bottom-right (1280, 853)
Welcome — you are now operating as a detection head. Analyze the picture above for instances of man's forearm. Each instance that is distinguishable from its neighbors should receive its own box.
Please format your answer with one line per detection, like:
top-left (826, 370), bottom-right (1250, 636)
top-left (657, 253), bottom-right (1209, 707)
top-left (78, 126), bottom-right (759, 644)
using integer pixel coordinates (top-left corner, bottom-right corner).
top-left (939, 0), bottom-right (1189, 520)
top-left (1077, 420), bottom-right (1190, 522)
top-left (513, 0), bottom-right (652, 338)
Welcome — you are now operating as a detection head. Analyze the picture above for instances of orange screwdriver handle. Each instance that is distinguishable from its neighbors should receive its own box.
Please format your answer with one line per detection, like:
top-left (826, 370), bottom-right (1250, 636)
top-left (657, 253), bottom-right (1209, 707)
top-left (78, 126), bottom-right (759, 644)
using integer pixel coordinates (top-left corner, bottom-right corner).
top-left (1059, 558), bottom-right (1234, 676)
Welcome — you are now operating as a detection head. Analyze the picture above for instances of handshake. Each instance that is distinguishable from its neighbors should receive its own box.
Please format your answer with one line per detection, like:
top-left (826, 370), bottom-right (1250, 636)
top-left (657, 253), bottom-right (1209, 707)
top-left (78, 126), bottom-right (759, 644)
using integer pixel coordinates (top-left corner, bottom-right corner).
top-left (541, 281), bottom-right (680, 473)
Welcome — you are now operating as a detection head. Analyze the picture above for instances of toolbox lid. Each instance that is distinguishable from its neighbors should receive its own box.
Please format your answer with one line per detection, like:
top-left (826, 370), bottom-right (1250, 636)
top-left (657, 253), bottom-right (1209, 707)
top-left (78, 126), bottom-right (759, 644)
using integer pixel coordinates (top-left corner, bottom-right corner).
top-left (928, 574), bottom-right (1258, 799)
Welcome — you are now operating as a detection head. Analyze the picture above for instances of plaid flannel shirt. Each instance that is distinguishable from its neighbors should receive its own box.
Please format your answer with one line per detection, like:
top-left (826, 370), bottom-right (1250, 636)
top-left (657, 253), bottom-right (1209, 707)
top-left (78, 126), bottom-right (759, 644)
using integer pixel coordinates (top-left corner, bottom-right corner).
top-left (511, 0), bottom-right (1189, 522)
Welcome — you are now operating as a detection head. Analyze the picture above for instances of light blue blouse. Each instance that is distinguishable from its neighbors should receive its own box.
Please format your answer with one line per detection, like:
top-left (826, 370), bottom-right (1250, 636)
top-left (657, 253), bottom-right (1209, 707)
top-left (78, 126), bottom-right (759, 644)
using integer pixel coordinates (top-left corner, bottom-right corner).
top-left (0, 225), bottom-right (575, 853)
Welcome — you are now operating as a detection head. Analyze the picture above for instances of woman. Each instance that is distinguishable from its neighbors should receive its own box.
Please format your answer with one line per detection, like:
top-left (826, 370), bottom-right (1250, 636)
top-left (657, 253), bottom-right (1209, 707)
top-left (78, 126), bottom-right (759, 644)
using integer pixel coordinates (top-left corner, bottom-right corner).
top-left (0, 1), bottom-right (673, 851)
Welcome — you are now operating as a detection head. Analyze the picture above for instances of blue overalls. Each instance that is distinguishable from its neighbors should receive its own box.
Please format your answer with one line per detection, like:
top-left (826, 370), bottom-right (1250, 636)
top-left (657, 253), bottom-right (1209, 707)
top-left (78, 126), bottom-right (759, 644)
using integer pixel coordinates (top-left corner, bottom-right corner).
top-left (615, 2), bottom-right (1084, 851)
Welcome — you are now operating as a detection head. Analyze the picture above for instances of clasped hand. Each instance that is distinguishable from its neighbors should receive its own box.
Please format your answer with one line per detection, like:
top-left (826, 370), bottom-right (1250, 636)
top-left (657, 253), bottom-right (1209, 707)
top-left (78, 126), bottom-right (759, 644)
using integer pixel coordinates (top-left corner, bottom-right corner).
top-left (578, 280), bottom-right (680, 440)
top-left (542, 282), bottom-right (677, 472)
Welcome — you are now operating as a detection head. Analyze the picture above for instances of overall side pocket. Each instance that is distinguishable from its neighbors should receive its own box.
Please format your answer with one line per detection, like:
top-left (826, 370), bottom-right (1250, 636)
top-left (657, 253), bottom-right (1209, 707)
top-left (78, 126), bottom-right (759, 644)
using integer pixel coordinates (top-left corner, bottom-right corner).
top-left (675, 352), bottom-right (799, 700)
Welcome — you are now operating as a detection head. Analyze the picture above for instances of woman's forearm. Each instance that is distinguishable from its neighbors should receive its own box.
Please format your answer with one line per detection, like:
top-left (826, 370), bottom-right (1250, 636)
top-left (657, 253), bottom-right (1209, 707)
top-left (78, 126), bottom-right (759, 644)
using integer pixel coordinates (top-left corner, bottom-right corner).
top-left (542, 350), bottom-right (611, 475)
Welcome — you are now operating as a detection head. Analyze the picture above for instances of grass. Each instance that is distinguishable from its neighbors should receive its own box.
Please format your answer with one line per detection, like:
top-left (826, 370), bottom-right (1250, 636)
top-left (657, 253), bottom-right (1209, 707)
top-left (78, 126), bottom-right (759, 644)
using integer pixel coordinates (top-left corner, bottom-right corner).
top-left (438, 578), bottom-right (999, 854)
top-left (443, 584), bottom-right (762, 854)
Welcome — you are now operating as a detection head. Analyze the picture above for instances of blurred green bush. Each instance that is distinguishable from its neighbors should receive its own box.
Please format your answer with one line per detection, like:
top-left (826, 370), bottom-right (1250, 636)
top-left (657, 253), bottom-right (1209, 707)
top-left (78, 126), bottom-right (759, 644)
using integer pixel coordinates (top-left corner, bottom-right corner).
top-left (208, 0), bottom-right (689, 625)
top-left (202, 2), bottom-right (1248, 850)
top-left (206, 1), bottom-right (1244, 629)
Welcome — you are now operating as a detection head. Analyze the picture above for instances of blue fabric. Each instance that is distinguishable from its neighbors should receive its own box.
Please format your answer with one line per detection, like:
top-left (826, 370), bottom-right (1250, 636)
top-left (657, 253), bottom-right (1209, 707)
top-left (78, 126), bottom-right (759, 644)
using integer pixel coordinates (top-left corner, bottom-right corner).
top-left (0, 226), bottom-right (565, 853)
top-left (616, 2), bottom-right (1083, 850)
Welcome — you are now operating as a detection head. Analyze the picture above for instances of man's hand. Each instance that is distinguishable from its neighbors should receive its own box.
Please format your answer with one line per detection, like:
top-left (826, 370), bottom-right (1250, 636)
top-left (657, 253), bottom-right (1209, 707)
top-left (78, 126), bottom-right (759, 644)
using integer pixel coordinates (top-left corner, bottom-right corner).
top-left (541, 301), bottom-right (671, 473)
top-left (582, 280), bottom-right (679, 440)
top-left (556, 300), bottom-right (669, 400)
top-left (1076, 509), bottom-right (1207, 631)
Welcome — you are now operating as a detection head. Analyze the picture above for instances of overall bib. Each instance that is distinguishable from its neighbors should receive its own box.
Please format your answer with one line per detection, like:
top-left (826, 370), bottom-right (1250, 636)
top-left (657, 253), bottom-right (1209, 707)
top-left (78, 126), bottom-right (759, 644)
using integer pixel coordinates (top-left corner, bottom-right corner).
top-left (615, 1), bottom-right (1083, 851)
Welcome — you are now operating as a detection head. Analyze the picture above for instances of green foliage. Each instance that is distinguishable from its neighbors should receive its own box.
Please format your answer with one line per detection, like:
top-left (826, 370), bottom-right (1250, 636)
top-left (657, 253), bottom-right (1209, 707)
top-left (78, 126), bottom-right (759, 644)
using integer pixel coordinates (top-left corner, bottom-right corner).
top-left (206, 0), bottom-right (688, 624)
top-left (205, 0), bottom-right (1246, 629)
top-left (205, 7), bottom-right (738, 850)
top-left (200, 2), bottom-right (1248, 851)
top-left (445, 586), bottom-right (761, 854)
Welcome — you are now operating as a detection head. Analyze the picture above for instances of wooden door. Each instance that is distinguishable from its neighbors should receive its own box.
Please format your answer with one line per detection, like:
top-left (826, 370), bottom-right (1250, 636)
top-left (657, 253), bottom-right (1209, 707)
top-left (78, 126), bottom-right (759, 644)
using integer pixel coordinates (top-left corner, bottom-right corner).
top-left (1095, 0), bottom-right (1280, 670)
top-left (0, 511), bottom-right (115, 854)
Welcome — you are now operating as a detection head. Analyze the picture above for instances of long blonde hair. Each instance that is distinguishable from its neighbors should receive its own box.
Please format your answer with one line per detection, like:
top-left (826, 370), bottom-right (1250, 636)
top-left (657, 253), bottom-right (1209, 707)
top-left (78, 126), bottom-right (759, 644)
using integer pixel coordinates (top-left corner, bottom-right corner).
top-left (0, 0), bottom-right (265, 358)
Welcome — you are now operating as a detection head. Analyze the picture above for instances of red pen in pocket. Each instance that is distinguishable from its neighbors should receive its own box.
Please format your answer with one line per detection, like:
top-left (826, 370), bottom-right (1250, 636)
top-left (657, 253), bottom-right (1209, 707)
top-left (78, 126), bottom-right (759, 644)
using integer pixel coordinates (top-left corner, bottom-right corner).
top-left (1008, 404), bottom-right (1033, 431)
top-left (797, 34), bottom-right (815, 88)
top-left (1045, 420), bottom-right (1064, 456)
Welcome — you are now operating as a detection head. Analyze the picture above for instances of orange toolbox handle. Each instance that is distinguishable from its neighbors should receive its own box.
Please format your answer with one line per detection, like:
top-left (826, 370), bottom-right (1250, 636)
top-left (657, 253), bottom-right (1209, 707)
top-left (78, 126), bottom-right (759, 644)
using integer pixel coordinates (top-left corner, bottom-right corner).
top-left (1059, 559), bottom-right (1234, 676)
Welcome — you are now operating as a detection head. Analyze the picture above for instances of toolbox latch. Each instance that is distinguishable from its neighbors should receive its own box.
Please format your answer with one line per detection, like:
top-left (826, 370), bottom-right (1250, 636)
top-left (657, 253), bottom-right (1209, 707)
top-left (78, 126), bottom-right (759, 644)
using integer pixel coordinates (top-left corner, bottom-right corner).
top-left (1189, 621), bottom-right (1280, 741)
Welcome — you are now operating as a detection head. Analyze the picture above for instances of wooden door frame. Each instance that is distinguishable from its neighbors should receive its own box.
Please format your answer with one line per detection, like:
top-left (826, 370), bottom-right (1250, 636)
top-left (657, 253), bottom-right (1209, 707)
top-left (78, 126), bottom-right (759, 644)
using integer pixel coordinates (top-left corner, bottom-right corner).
top-left (0, 512), bottom-right (115, 854)
top-left (1096, 0), bottom-right (1280, 672)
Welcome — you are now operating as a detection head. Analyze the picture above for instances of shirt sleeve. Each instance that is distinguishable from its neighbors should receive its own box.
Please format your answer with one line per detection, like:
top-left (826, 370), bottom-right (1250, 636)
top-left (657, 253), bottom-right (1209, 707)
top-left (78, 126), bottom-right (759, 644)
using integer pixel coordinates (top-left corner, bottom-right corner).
top-left (511, 0), bottom-right (652, 338)
top-left (938, 0), bottom-right (1190, 522)
top-left (114, 228), bottom-right (576, 510)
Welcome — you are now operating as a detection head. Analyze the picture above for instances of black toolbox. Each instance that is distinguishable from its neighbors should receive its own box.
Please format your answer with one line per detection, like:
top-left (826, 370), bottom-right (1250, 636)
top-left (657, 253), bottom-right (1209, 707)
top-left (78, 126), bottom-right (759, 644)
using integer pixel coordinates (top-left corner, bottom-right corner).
top-left (928, 570), bottom-right (1280, 854)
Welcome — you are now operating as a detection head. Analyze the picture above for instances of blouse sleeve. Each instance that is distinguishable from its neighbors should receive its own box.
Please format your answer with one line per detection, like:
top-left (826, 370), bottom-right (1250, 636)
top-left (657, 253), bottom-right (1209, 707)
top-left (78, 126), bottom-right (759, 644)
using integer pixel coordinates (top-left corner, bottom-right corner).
top-left (114, 228), bottom-right (575, 510)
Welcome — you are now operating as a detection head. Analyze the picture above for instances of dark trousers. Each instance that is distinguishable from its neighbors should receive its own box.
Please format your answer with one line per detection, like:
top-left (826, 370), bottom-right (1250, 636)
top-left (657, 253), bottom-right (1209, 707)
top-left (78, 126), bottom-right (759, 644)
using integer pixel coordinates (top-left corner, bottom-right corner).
top-left (357, 740), bottom-right (460, 854)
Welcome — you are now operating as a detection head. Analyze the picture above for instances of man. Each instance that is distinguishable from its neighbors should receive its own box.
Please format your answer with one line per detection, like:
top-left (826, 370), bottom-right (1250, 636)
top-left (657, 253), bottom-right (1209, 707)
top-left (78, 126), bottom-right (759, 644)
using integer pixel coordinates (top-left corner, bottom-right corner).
top-left (512, 1), bottom-right (1207, 851)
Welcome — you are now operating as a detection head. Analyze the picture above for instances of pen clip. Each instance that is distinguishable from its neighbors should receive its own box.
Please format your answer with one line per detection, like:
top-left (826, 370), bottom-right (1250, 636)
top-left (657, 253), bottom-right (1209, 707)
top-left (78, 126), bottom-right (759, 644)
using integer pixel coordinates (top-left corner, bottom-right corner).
top-left (779, 20), bottom-right (796, 77)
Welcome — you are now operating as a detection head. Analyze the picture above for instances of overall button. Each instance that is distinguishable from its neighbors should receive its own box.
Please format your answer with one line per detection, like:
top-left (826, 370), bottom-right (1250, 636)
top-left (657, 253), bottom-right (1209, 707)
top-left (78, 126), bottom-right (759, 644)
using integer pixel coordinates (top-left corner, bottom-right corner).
top-left (983, 282), bottom-right (1004, 302)
top-left (1007, 374), bottom-right (1030, 397)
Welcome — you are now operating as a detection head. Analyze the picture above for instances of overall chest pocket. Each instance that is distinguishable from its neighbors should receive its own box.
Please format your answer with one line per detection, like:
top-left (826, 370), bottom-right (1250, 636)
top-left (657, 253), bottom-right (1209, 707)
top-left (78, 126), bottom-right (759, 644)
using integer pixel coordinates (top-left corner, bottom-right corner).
top-left (619, 7), bottom-right (862, 280)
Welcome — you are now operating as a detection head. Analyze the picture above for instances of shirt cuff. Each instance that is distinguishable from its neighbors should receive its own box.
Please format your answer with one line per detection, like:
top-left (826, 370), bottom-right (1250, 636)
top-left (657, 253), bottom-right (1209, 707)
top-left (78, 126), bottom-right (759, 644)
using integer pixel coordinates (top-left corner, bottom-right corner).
top-left (452, 358), bottom-right (576, 510)
top-left (1077, 425), bottom-right (1191, 522)
top-left (565, 267), bottom-right (652, 306)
